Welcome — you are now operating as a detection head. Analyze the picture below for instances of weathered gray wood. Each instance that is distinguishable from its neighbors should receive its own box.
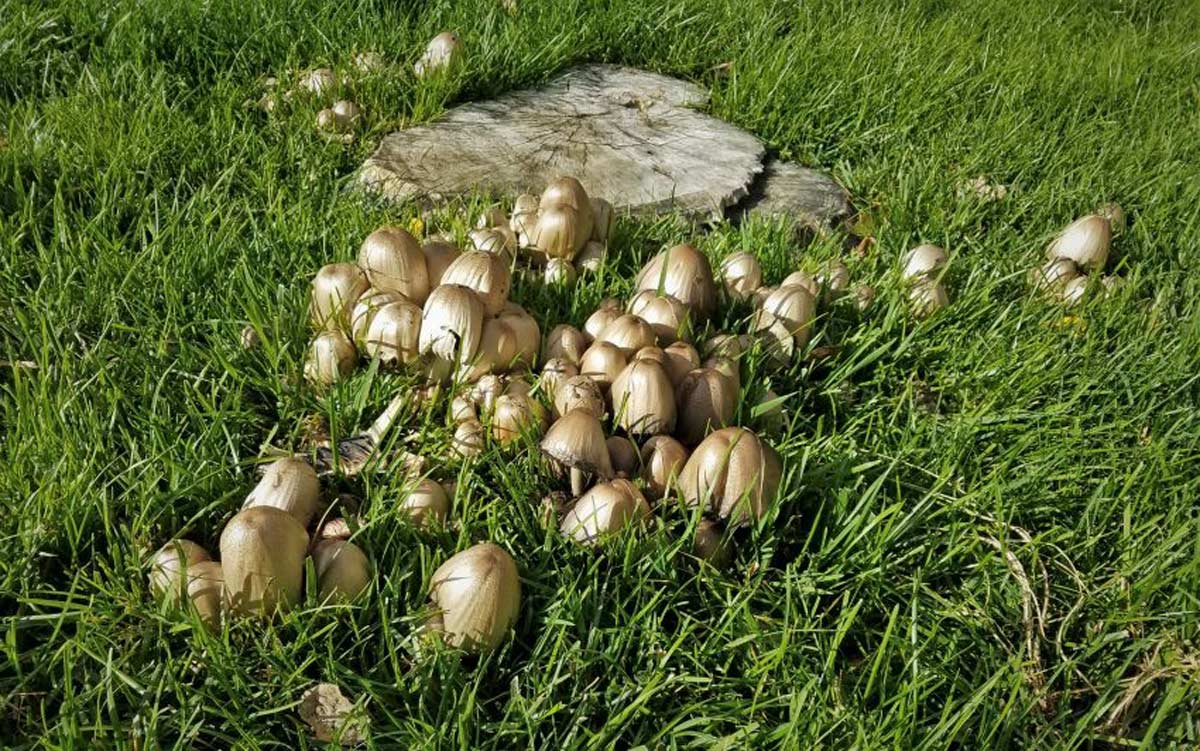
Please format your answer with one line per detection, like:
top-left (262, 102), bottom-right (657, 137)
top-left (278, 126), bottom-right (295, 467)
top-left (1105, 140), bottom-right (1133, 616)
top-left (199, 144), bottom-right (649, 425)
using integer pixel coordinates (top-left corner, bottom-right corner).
top-left (736, 158), bottom-right (851, 231)
top-left (359, 65), bottom-right (766, 219)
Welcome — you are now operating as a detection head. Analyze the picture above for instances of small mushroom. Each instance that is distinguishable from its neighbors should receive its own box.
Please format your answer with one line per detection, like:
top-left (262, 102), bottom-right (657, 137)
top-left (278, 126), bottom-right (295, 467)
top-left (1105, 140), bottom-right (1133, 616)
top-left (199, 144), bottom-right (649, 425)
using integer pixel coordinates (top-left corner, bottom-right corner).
top-left (606, 436), bottom-right (640, 478)
top-left (816, 259), bottom-right (850, 299)
top-left (543, 324), bottom-right (588, 365)
top-left (634, 244), bottom-right (717, 319)
top-left (662, 341), bottom-right (701, 387)
top-left (610, 359), bottom-right (676, 438)
top-left (476, 206), bottom-right (508, 229)
top-left (626, 291), bottom-right (689, 343)
top-left (544, 258), bottom-right (577, 286)
top-left (364, 299), bottom-right (423, 365)
top-left (674, 368), bottom-right (737, 446)
top-left (909, 281), bottom-right (949, 318)
top-left (350, 289), bottom-right (407, 349)
top-left (298, 67), bottom-right (337, 95)
top-left (149, 540), bottom-right (212, 599)
top-left (640, 435), bottom-right (689, 500)
top-left (1046, 214), bottom-right (1111, 271)
top-left (720, 251), bottom-right (762, 300)
top-left (220, 506), bottom-right (309, 616)
top-left (440, 251), bottom-right (511, 316)
top-left (693, 518), bottom-right (732, 568)
top-left (243, 456), bottom-right (321, 527)
top-left (312, 539), bottom-right (371, 604)
top-left (427, 542), bottom-right (521, 652)
top-left (559, 479), bottom-right (650, 545)
top-left (419, 285), bottom-right (486, 378)
top-left (1060, 276), bottom-right (1089, 305)
top-left (1031, 257), bottom-right (1080, 291)
top-left (305, 330), bottom-right (356, 386)
top-left (579, 341), bottom-right (627, 392)
top-left (185, 560), bottom-right (224, 630)
top-left (853, 284), bottom-right (875, 311)
top-left (539, 358), bottom-right (578, 402)
top-left (492, 392), bottom-right (546, 444)
top-left (901, 244), bottom-right (947, 281)
top-left (422, 239), bottom-right (461, 287)
top-left (678, 427), bottom-right (782, 528)
top-left (595, 314), bottom-right (657, 357)
top-left (576, 240), bottom-right (607, 273)
top-left (359, 227), bottom-right (430, 304)
top-left (781, 271), bottom-right (819, 297)
top-left (453, 419), bottom-right (487, 458)
top-left (498, 302), bottom-right (540, 370)
top-left (552, 374), bottom-right (605, 419)
top-left (540, 409), bottom-right (614, 496)
top-left (415, 32), bottom-right (464, 78)
top-left (450, 394), bottom-right (478, 423)
top-left (753, 285), bottom-right (816, 351)
top-left (532, 206), bottom-right (586, 260)
top-left (311, 263), bottom-right (369, 332)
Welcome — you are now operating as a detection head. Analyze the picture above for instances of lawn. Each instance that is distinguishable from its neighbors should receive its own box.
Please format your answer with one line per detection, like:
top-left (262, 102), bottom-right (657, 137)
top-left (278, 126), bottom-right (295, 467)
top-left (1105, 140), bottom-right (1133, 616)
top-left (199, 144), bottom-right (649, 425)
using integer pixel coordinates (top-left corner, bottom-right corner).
top-left (2, 0), bottom-right (1200, 747)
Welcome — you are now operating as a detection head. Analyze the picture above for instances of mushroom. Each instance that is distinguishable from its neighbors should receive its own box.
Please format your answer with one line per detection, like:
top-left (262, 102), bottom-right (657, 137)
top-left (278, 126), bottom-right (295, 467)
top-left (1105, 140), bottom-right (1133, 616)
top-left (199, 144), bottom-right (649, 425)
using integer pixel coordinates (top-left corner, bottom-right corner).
top-left (311, 263), bottom-right (369, 331)
top-left (353, 51), bottom-right (387, 74)
top-left (693, 518), bottom-right (732, 568)
top-left (678, 427), bottom-right (782, 528)
top-left (634, 243), bottom-right (717, 318)
top-left (781, 271), bottom-right (819, 297)
top-left (415, 32), bottom-right (464, 78)
top-left (720, 251), bottom-right (762, 300)
top-left (317, 517), bottom-right (356, 541)
top-left (319, 100), bottom-right (362, 132)
top-left (364, 299), bottom-right (423, 365)
top-left (305, 330), bottom-right (356, 386)
top-left (633, 346), bottom-right (667, 366)
top-left (544, 258), bottom-right (577, 286)
top-left (816, 259), bottom-right (850, 298)
top-left (149, 540), bottom-right (212, 599)
top-left (576, 241), bottom-right (607, 273)
top-left (753, 284), bottom-right (816, 351)
top-left (589, 197), bottom-right (614, 243)
top-left (640, 435), bottom-right (689, 500)
top-left (539, 176), bottom-right (595, 251)
top-left (579, 341), bottom-right (627, 392)
top-left (243, 456), bottom-right (321, 527)
top-left (350, 289), bottom-right (407, 349)
top-left (491, 392), bottom-right (546, 444)
top-left (220, 506), bottom-right (309, 616)
top-left (1097, 202), bottom-right (1125, 235)
top-left (1031, 257), bottom-right (1080, 291)
top-left (509, 194), bottom-right (539, 248)
top-left (531, 206), bottom-right (586, 260)
top-left (702, 356), bottom-right (741, 392)
top-left (853, 285), bottom-right (875, 311)
top-left (1046, 214), bottom-right (1111, 271)
top-left (539, 358), bottom-right (578, 401)
top-left (901, 244), bottom-right (947, 281)
top-left (453, 418), bottom-right (486, 458)
top-left (559, 479), bottom-right (650, 545)
top-left (552, 375), bottom-right (605, 419)
top-left (358, 227), bottom-right (430, 304)
top-left (543, 324), bottom-right (588, 365)
top-left (469, 228), bottom-right (512, 257)
top-left (427, 542), bottom-right (521, 652)
top-left (440, 251), bottom-right (511, 316)
top-left (540, 409), bottom-right (614, 496)
top-left (583, 304), bottom-right (621, 342)
top-left (450, 394), bottom-right (477, 423)
top-left (401, 477), bottom-right (450, 527)
top-left (751, 285), bottom-right (776, 309)
top-left (460, 317), bottom-right (520, 382)
top-left (626, 291), bottom-right (689, 343)
top-left (422, 239), bottom-right (461, 287)
top-left (662, 341), bottom-right (701, 387)
top-left (674, 368), bottom-right (737, 446)
top-left (595, 314), bottom-right (657, 357)
top-left (312, 539), bottom-right (371, 604)
top-left (1060, 276), bottom-right (1089, 305)
top-left (610, 359), bottom-right (676, 438)
top-left (497, 302), bottom-right (540, 370)
top-left (298, 67), bottom-right (337, 95)
top-left (419, 285), bottom-right (486, 379)
top-left (702, 333), bottom-right (749, 360)
top-left (909, 281), bottom-right (949, 317)
top-left (185, 561), bottom-right (224, 630)
top-left (606, 436), bottom-right (640, 477)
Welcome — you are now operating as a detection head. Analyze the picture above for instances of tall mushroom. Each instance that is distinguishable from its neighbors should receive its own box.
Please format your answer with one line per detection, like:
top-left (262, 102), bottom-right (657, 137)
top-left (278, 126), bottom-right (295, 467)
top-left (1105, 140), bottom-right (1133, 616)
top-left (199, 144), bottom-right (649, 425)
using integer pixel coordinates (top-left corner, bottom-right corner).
top-left (220, 506), bottom-right (309, 616)
top-left (428, 542), bottom-right (521, 652)
top-left (540, 409), bottom-right (614, 496)
top-left (678, 427), bottom-right (782, 528)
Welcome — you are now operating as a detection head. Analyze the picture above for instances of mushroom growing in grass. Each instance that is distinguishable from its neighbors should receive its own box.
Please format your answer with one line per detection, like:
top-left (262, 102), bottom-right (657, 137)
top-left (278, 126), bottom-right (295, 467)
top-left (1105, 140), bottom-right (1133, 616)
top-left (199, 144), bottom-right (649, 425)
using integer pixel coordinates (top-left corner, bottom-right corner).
top-left (220, 506), bottom-right (309, 616)
top-left (351, 289), bottom-right (407, 349)
top-left (243, 456), bottom-right (321, 527)
top-left (595, 314), bottom-right (657, 357)
top-left (634, 243), bottom-right (717, 319)
top-left (559, 479), bottom-right (650, 545)
top-left (438, 251), bottom-right (510, 317)
top-left (492, 392), bottom-right (546, 444)
top-left (477, 206), bottom-right (508, 230)
top-left (185, 561), bottom-right (224, 630)
top-left (539, 358), bottom-right (578, 402)
top-left (720, 251), bottom-right (763, 301)
top-left (583, 301), bottom-right (622, 342)
top-left (298, 67), bottom-right (337, 95)
top-left (415, 32), bottom-right (464, 78)
top-left (509, 194), bottom-right (539, 248)
top-left (662, 341), bottom-right (701, 387)
top-left (401, 478), bottom-right (450, 528)
top-left (702, 356), bottom-right (741, 392)
top-left (305, 330), bottom-right (356, 386)
top-left (541, 409), bottom-right (614, 496)
top-left (450, 394), bottom-right (477, 423)
top-left (553, 375), bottom-right (605, 419)
top-left (460, 317), bottom-right (520, 383)
top-left (1060, 276), bottom-right (1089, 305)
top-left (543, 324), bottom-right (588, 365)
top-left (498, 303), bottom-right (540, 370)
top-left (359, 227), bottom-right (430, 304)
top-left (311, 263), bottom-right (369, 331)
top-left (1097, 202), bottom-right (1125, 235)
top-left (427, 542), bottom-right (521, 652)
top-left (544, 258), bottom-right (577, 286)
top-left (610, 359), bottom-right (677, 438)
top-left (1031, 257), bottom-right (1079, 291)
top-left (640, 435), bottom-right (689, 500)
top-left (149, 540), bottom-right (212, 599)
top-left (901, 244), bottom-right (947, 281)
top-left (606, 436), bottom-right (640, 478)
top-left (781, 271), bottom-right (819, 297)
top-left (422, 239), bottom-right (461, 287)
top-left (753, 284), bottom-right (817, 352)
top-left (693, 517), bottom-right (733, 568)
top-left (816, 259), bottom-right (850, 299)
top-left (453, 419), bottom-right (487, 458)
top-left (318, 100), bottom-right (362, 133)
top-left (312, 539), bottom-right (371, 604)
top-left (365, 299), bottom-right (423, 365)
top-left (538, 176), bottom-right (595, 254)
top-left (419, 285), bottom-right (485, 379)
top-left (909, 281), bottom-right (949, 318)
top-left (627, 291), bottom-right (689, 344)
top-left (1046, 214), bottom-right (1111, 271)
top-left (675, 368), bottom-right (737, 446)
top-left (678, 427), bottom-right (782, 528)
top-left (579, 341), bottom-right (627, 392)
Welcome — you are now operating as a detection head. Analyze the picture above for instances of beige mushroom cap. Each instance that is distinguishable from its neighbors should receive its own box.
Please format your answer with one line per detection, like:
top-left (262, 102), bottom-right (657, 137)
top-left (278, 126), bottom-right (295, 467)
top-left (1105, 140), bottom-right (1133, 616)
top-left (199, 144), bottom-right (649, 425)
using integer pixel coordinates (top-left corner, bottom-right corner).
top-left (540, 409), bottom-right (614, 479)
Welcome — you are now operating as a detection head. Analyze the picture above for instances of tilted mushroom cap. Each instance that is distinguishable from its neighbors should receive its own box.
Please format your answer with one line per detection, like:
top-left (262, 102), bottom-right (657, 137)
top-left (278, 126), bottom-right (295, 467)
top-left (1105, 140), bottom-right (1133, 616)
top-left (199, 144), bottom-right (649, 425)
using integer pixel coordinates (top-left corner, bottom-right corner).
top-left (583, 305), bottom-right (621, 342)
top-left (606, 436), bottom-right (641, 478)
top-left (243, 456), bottom-right (321, 527)
top-left (610, 359), bottom-right (677, 437)
top-left (460, 317), bottom-right (521, 382)
top-left (298, 67), bottom-right (337, 95)
top-left (578, 341), bottom-right (627, 392)
top-left (428, 542), bottom-right (521, 652)
top-left (351, 289), bottom-right (408, 349)
top-left (531, 206), bottom-right (587, 260)
top-left (909, 280), bottom-right (949, 317)
top-left (453, 418), bottom-right (487, 458)
top-left (419, 285), bottom-right (486, 377)
top-left (634, 244), bottom-right (717, 318)
top-left (595, 314), bottom-right (657, 357)
top-left (311, 263), bottom-right (370, 332)
top-left (633, 346), bottom-right (666, 366)
top-left (589, 197), bottom-right (614, 243)
top-left (678, 427), bottom-right (782, 527)
top-left (305, 330), bottom-right (357, 386)
top-left (220, 506), bottom-right (309, 616)
top-left (492, 392), bottom-right (546, 444)
top-left (415, 31), bottom-right (464, 78)
top-left (693, 518), bottom-right (733, 568)
top-left (662, 341), bottom-right (701, 387)
top-left (498, 302), bottom-right (540, 369)
top-left (1046, 214), bottom-right (1111, 271)
top-left (640, 435), bottom-right (689, 500)
top-left (1031, 257), bottom-right (1079, 291)
top-left (422, 239), bottom-right (461, 287)
top-left (817, 259), bottom-right (850, 296)
top-left (312, 539), bottom-right (371, 604)
top-left (402, 477), bottom-right (450, 528)
top-left (901, 244), bottom-right (947, 280)
top-left (185, 560), bottom-right (224, 630)
top-left (781, 271), bottom-right (819, 297)
top-left (720, 251), bottom-right (763, 300)
top-left (539, 176), bottom-right (594, 248)
top-left (543, 324), bottom-right (588, 365)
top-left (559, 479), bottom-right (650, 545)
top-left (540, 409), bottom-right (614, 480)
top-left (627, 291), bottom-right (689, 343)
top-left (553, 374), bottom-right (605, 419)
top-left (440, 250), bottom-right (511, 316)
top-left (149, 540), bottom-right (212, 599)
top-left (510, 194), bottom-right (539, 248)
top-left (675, 368), bottom-right (737, 446)
top-left (753, 284), bottom-right (817, 349)
top-left (365, 299), bottom-right (423, 365)
top-left (359, 227), bottom-right (430, 304)
top-left (539, 358), bottom-right (578, 402)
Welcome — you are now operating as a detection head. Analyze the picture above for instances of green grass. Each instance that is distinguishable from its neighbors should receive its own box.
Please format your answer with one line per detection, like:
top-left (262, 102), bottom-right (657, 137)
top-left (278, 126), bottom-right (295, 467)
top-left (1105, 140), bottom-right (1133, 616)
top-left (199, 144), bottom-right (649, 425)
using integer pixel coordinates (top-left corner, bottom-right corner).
top-left (3, 0), bottom-right (1200, 747)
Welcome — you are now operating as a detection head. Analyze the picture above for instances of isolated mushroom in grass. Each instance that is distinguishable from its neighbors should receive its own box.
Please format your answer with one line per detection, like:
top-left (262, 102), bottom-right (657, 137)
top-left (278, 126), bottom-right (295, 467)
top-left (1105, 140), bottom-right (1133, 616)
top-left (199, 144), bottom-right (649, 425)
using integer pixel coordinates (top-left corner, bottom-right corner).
top-left (553, 375), bottom-right (605, 419)
top-left (679, 427), bottom-right (782, 528)
top-left (901, 244), bottom-right (947, 281)
top-left (318, 100), bottom-right (362, 133)
top-left (539, 358), bottom-right (578, 401)
top-left (662, 341), bottom-right (701, 387)
top-left (311, 263), bottom-right (370, 331)
top-left (453, 419), bottom-right (487, 458)
top-left (305, 330), bottom-right (357, 386)
top-left (427, 542), bottom-right (520, 652)
top-left (1046, 214), bottom-right (1111, 272)
top-left (359, 227), bottom-right (430, 304)
top-left (579, 341), bottom-right (627, 392)
top-left (1031, 257), bottom-right (1079, 291)
top-left (606, 436), bottom-right (641, 478)
top-left (543, 324), bottom-right (588, 365)
top-left (544, 258), bottom-right (577, 286)
top-left (312, 539), bottom-right (371, 604)
top-left (149, 540), bottom-right (212, 599)
top-left (595, 314), bottom-right (657, 357)
top-left (610, 359), bottom-right (677, 438)
top-left (909, 281), bottom-right (949, 318)
top-left (693, 518), bottom-right (733, 568)
top-left (640, 435), bottom-right (689, 500)
top-left (627, 291), bottom-right (689, 343)
top-left (419, 285), bottom-right (485, 379)
top-left (243, 456), bottom-right (321, 527)
top-left (675, 368), bottom-right (737, 446)
top-left (401, 478), bottom-right (451, 528)
top-left (559, 479), bottom-right (651, 545)
top-left (439, 250), bottom-right (511, 317)
top-left (492, 392), bottom-right (546, 444)
top-left (422, 239), bottom-right (461, 287)
top-left (589, 197), bottom-right (614, 243)
top-left (635, 244), bottom-right (717, 319)
top-left (185, 561), bottom-right (224, 630)
top-left (415, 32), bottom-right (464, 78)
top-left (220, 506), bottom-right (309, 616)
top-left (720, 251), bottom-right (762, 301)
top-left (541, 409), bottom-right (614, 496)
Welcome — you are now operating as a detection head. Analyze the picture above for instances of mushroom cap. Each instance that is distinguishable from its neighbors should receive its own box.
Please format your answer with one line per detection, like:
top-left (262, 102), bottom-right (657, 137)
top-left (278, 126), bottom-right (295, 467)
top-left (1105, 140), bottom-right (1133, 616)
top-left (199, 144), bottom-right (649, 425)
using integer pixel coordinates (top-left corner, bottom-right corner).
top-left (662, 341), bottom-right (701, 387)
top-left (492, 392), bottom-right (546, 444)
top-left (311, 263), bottom-right (370, 332)
top-left (579, 341), bottom-right (627, 392)
top-left (720, 251), bottom-right (763, 299)
top-left (453, 419), bottom-right (487, 458)
top-left (583, 305), bottom-right (621, 342)
top-left (532, 206), bottom-right (587, 260)
top-left (543, 324), bottom-right (588, 366)
top-left (429, 542), bottom-right (521, 651)
top-left (610, 359), bottom-right (677, 437)
top-left (540, 409), bottom-right (614, 479)
top-left (626, 291), bottom-right (689, 344)
top-left (589, 198), bottom-right (614, 243)
top-left (640, 435), bottom-right (689, 500)
top-left (552, 374), bottom-right (605, 419)
top-left (544, 258), bottom-right (577, 286)
top-left (909, 280), bottom-right (949, 317)
top-left (422, 240), bottom-right (462, 287)
top-left (595, 314), bottom-right (657, 357)
top-left (419, 284), bottom-right (486, 375)
top-left (364, 299), bottom-right (423, 365)
top-left (242, 456), bottom-right (321, 527)
top-left (902, 244), bottom-right (947, 280)
top-left (440, 251), bottom-right (511, 316)
top-left (678, 427), bottom-right (782, 527)
top-left (149, 540), bottom-right (212, 599)
top-left (753, 284), bottom-right (816, 349)
top-left (351, 289), bottom-right (409, 349)
top-left (1046, 214), bottom-right (1111, 271)
top-left (634, 243), bottom-right (717, 318)
top-left (220, 506), bottom-right (309, 616)
top-left (185, 560), bottom-right (224, 630)
top-left (401, 478), bottom-right (450, 527)
top-left (312, 539), bottom-right (372, 604)
top-left (780, 271), bottom-right (818, 297)
top-left (305, 330), bottom-right (357, 386)
top-left (606, 435), bottom-right (641, 477)
top-left (539, 357), bottom-right (579, 400)
top-left (675, 368), bottom-right (737, 446)
top-left (358, 227), bottom-right (430, 304)
top-left (559, 479), bottom-right (650, 545)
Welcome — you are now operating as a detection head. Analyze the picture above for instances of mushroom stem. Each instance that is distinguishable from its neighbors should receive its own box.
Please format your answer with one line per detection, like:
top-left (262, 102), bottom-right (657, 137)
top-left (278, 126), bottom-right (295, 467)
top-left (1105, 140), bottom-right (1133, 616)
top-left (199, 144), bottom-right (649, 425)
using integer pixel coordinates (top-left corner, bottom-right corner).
top-left (367, 393), bottom-right (408, 445)
top-left (570, 467), bottom-right (587, 497)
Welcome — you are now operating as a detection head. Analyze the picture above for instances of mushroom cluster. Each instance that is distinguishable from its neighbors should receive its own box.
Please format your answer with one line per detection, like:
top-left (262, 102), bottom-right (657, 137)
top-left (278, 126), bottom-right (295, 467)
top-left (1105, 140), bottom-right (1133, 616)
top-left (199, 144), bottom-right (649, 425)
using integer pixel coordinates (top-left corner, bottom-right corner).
top-left (1030, 206), bottom-right (1124, 305)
